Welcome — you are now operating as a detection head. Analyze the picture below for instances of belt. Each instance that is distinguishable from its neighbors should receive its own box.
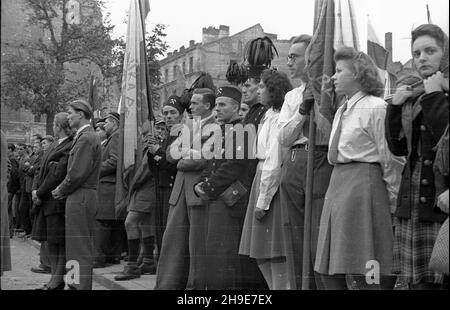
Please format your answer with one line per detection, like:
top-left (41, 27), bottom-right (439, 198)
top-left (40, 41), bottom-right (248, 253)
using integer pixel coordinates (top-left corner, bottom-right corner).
top-left (291, 144), bottom-right (328, 152)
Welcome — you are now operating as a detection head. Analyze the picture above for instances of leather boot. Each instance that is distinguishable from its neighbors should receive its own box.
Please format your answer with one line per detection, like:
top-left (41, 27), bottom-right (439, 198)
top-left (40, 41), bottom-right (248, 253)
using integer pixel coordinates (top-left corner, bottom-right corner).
top-left (114, 264), bottom-right (141, 281)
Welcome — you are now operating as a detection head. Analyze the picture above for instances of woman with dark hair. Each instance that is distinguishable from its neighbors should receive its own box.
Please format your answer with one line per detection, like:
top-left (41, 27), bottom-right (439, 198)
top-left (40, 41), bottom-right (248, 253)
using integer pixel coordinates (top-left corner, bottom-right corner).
top-left (314, 47), bottom-right (405, 289)
top-left (386, 24), bottom-right (449, 289)
top-left (32, 112), bottom-right (74, 289)
top-left (239, 69), bottom-right (293, 290)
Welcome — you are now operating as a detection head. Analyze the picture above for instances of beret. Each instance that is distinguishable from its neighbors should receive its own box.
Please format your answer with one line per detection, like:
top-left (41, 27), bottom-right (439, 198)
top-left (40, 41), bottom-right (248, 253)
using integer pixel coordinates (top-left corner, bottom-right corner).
top-left (164, 95), bottom-right (184, 114)
top-left (216, 85), bottom-right (242, 104)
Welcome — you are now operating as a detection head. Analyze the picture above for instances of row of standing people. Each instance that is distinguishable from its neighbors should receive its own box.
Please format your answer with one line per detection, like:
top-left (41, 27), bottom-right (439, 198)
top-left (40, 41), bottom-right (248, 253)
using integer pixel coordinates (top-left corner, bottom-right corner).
top-left (154, 23), bottom-right (448, 290)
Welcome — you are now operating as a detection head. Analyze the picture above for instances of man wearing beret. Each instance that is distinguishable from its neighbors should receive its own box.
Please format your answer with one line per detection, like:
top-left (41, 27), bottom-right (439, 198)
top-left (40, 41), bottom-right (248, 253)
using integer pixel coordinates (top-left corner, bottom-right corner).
top-left (94, 112), bottom-right (123, 268)
top-left (146, 107), bottom-right (181, 256)
top-left (155, 90), bottom-right (217, 290)
top-left (194, 85), bottom-right (252, 289)
top-left (52, 99), bottom-right (102, 290)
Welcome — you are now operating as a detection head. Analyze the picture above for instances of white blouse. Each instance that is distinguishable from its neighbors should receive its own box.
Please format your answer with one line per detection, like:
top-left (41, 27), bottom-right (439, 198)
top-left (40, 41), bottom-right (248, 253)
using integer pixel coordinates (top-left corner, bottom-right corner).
top-left (254, 108), bottom-right (285, 211)
top-left (328, 91), bottom-right (406, 212)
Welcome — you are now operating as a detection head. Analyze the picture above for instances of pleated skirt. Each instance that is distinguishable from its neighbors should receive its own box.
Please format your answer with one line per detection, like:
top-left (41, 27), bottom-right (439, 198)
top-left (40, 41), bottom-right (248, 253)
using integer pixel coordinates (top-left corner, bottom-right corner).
top-left (314, 162), bottom-right (394, 275)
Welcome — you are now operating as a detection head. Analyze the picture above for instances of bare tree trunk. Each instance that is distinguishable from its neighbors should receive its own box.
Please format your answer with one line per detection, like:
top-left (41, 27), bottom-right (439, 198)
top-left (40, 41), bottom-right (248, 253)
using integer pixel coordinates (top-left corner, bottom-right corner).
top-left (46, 111), bottom-right (55, 135)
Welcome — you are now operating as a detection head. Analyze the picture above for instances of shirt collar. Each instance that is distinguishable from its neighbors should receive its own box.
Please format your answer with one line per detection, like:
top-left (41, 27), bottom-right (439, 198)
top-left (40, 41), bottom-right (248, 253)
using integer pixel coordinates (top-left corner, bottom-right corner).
top-left (200, 113), bottom-right (215, 127)
top-left (346, 91), bottom-right (367, 110)
top-left (58, 137), bottom-right (69, 145)
top-left (75, 124), bottom-right (91, 137)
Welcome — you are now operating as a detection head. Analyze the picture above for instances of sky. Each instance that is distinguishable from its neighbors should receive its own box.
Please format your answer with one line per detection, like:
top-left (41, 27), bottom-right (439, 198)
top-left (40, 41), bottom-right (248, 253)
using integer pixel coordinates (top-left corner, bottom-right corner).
top-left (103, 0), bottom-right (449, 64)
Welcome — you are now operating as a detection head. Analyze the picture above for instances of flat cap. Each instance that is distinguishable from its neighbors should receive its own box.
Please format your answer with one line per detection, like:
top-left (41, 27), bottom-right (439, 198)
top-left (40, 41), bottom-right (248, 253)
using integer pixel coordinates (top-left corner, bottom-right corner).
top-left (69, 99), bottom-right (93, 119)
top-left (107, 112), bottom-right (120, 123)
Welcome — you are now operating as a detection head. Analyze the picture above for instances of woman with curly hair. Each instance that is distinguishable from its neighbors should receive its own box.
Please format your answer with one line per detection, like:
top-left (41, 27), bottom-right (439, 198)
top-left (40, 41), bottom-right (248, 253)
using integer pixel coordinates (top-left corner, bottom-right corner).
top-left (314, 46), bottom-right (406, 289)
top-left (386, 24), bottom-right (449, 289)
top-left (239, 69), bottom-right (293, 290)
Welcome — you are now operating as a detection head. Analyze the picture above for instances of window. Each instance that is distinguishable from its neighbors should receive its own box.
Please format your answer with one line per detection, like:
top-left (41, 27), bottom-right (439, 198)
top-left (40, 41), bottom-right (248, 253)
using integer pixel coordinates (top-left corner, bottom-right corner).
top-left (173, 65), bottom-right (177, 78)
top-left (165, 69), bottom-right (168, 83)
top-left (189, 57), bottom-right (194, 73)
top-left (182, 61), bottom-right (186, 74)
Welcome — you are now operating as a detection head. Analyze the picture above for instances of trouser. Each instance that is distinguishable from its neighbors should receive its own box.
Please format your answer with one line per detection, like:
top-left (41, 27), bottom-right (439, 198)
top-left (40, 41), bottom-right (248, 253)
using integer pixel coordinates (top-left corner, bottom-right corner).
top-left (39, 241), bottom-right (51, 268)
top-left (155, 194), bottom-right (207, 290)
top-left (204, 199), bottom-right (244, 290)
top-left (18, 191), bottom-right (32, 234)
top-left (279, 147), bottom-right (333, 290)
top-left (7, 192), bottom-right (17, 233)
top-left (94, 219), bottom-right (124, 263)
top-left (65, 189), bottom-right (97, 290)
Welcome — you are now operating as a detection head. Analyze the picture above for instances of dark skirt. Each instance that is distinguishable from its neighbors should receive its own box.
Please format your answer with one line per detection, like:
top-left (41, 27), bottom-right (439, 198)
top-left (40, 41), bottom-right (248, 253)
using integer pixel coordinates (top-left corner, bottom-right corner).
top-left (314, 162), bottom-right (394, 275)
top-left (392, 160), bottom-right (445, 285)
top-left (239, 163), bottom-right (286, 259)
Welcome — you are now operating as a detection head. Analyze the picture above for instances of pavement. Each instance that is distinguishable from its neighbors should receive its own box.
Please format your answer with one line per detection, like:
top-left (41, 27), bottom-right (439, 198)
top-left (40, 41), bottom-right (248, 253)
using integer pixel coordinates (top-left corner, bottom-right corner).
top-left (1, 235), bottom-right (156, 290)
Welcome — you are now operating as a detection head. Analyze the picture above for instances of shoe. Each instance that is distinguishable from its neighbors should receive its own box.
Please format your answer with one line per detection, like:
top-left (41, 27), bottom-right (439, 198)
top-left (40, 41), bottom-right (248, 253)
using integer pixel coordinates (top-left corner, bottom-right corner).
top-left (30, 266), bottom-right (51, 274)
top-left (138, 262), bottom-right (156, 275)
top-left (35, 282), bottom-right (65, 290)
top-left (114, 265), bottom-right (141, 281)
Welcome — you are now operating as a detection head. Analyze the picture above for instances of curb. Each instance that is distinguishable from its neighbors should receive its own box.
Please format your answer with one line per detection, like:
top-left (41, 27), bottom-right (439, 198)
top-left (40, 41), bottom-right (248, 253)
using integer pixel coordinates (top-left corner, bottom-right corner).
top-left (24, 238), bottom-right (134, 290)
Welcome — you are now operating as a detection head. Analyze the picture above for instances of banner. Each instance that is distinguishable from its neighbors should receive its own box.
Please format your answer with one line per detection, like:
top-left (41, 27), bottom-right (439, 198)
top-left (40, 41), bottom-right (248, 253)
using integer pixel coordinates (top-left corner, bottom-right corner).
top-left (115, 0), bottom-right (151, 219)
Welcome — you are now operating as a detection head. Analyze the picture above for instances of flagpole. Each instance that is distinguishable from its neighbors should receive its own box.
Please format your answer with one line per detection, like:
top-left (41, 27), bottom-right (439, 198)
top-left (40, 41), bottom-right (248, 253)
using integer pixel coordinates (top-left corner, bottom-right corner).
top-left (302, 106), bottom-right (316, 290)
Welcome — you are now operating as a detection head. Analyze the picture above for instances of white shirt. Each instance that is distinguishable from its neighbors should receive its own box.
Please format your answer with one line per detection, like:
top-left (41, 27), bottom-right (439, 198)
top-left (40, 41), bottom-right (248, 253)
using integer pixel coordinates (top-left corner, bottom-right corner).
top-left (278, 85), bottom-right (309, 147)
top-left (75, 124), bottom-right (90, 139)
top-left (328, 91), bottom-right (406, 212)
top-left (255, 108), bottom-right (286, 211)
top-left (58, 137), bottom-right (69, 145)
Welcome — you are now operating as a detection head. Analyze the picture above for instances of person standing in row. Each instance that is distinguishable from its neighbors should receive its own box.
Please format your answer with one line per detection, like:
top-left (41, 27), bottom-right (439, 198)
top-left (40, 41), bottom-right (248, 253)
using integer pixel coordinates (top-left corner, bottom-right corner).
top-left (239, 69), bottom-right (293, 290)
top-left (95, 112), bottom-right (123, 268)
top-left (52, 100), bottom-right (102, 290)
top-left (314, 47), bottom-right (405, 289)
top-left (194, 85), bottom-right (251, 289)
top-left (155, 88), bottom-right (217, 290)
top-left (32, 112), bottom-right (73, 290)
top-left (386, 24), bottom-right (449, 289)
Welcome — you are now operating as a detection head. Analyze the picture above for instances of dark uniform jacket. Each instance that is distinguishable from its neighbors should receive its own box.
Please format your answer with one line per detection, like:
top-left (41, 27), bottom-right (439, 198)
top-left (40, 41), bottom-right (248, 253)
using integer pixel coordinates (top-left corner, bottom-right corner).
top-left (97, 129), bottom-right (119, 220)
top-left (58, 126), bottom-right (102, 196)
top-left (25, 150), bottom-right (43, 193)
top-left (148, 135), bottom-right (178, 189)
top-left (7, 154), bottom-right (20, 194)
top-left (385, 91), bottom-right (448, 223)
top-left (243, 102), bottom-right (266, 182)
top-left (198, 118), bottom-right (252, 218)
top-left (35, 138), bottom-right (72, 216)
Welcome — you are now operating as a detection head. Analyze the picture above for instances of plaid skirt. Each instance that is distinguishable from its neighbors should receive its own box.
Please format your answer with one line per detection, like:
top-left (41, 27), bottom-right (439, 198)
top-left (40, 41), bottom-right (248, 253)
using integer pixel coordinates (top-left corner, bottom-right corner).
top-left (392, 160), bottom-right (445, 285)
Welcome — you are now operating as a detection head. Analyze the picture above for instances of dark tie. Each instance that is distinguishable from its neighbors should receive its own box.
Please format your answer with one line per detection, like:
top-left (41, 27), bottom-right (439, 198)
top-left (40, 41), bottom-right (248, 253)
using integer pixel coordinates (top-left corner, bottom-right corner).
top-left (328, 100), bottom-right (348, 163)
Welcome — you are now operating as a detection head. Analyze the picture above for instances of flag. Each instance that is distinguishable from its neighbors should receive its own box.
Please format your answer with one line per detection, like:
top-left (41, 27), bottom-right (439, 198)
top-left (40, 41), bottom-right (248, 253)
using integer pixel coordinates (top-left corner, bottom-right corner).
top-left (88, 73), bottom-right (99, 121)
top-left (305, 0), bottom-right (360, 145)
top-left (367, 17), bottom-right (396, 99)
top-left (427, 4), bottom-right (433, 24)
top-left (115, 0), bottom-right (151, 219)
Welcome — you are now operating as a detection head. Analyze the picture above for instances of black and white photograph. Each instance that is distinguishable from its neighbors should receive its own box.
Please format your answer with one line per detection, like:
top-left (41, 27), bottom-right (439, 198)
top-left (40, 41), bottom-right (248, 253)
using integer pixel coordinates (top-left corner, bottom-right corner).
top-left (0, 0), bottom-right (448, 297)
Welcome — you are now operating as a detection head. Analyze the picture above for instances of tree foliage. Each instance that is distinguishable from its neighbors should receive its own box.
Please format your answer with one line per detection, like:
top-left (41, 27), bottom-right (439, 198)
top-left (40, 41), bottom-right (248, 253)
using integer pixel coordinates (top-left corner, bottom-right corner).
top-left (1, 0), bottom-right (123, 134)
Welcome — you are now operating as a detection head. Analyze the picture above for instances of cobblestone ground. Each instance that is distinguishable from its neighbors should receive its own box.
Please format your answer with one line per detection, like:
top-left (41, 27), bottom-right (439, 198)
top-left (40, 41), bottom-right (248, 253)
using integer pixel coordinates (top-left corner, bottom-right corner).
top-left (1, 237), bottom-right (107, 290)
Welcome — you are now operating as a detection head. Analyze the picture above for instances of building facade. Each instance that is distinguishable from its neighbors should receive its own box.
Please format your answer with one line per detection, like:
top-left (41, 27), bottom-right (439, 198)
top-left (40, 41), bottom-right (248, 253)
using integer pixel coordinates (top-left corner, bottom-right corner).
top-left (156, 24), bottom-right (296, 105)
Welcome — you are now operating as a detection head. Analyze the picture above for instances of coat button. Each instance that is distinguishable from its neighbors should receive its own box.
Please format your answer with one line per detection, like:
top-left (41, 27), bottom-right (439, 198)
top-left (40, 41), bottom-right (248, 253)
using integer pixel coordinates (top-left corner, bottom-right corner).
top-left (420, 197), bottom-right (427, 203)
top-left (233, 190), bottom-right (238, 195)
top-left (420, 125), bottom-right (427, 132)
top-left (171, 176), bottom-right (174, 179)
top-left (421, 179), bottom-right (429, 185)
top-left (169, 183), bottom-right (173, 187)
top-left (424, 160), bottom-right (432, 166)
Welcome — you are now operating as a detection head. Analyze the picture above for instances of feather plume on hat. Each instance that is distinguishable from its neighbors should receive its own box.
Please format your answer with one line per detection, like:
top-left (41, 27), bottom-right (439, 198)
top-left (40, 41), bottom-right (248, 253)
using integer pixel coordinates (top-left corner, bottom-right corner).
top-left (179, 72), bottom-right (216, 111)
top-left (226, 60), bottom-right (248, 86)
top-left (244, 36), bottom-right (279, 79)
